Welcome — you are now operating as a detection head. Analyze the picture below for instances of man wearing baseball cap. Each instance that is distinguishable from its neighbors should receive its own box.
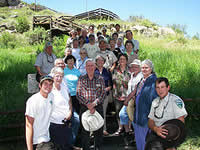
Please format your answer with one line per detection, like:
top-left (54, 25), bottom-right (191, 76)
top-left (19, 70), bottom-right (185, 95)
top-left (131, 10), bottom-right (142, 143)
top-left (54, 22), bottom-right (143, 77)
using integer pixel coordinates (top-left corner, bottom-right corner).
top-left (25, 75), bottom-right (55, 150)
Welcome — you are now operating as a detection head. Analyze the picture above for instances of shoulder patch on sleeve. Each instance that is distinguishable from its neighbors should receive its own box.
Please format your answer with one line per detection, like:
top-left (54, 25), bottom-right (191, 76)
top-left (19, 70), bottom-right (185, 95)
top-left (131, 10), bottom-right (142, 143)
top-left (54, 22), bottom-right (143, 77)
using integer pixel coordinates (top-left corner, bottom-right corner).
top-left (175, 99), bottom-right (183, 109)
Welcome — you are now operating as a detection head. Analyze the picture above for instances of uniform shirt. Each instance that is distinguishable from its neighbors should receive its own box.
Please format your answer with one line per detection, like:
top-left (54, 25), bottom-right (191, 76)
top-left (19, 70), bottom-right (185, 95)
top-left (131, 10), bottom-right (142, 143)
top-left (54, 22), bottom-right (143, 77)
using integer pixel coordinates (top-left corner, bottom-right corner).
top-left (34, 52), bottom-right (56, 74)
top-left (76, 74), bottom-right (106, 105)
top-left (148, 93), bottom-right (188, 126)
top-left (25, 92), bottom-right (54, 144)
top-left (96, 50), bottom-right (118, 70)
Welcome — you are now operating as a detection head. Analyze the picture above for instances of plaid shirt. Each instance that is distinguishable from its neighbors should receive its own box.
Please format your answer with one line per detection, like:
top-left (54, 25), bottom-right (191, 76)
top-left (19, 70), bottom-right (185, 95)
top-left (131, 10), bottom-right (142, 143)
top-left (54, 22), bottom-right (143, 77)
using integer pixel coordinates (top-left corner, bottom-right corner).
top-left (76, 74), bottom-right (106, 106)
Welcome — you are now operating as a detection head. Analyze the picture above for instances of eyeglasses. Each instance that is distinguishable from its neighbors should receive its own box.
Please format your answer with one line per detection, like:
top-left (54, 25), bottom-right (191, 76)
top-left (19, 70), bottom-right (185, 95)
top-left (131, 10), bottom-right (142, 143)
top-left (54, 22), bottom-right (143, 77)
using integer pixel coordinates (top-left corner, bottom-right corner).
top-left (45, 52), bottom-right (54, 63)
top-left (80, 52), bottom-right (87, 54)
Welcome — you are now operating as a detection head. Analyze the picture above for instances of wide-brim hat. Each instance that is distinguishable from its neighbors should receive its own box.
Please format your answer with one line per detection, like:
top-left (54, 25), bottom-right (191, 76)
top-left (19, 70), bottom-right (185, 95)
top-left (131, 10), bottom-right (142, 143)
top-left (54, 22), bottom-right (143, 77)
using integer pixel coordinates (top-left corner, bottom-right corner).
top-left (160, 119), bottom-right (186, 148)
top-left (82, 110), bottom-right (104, 132)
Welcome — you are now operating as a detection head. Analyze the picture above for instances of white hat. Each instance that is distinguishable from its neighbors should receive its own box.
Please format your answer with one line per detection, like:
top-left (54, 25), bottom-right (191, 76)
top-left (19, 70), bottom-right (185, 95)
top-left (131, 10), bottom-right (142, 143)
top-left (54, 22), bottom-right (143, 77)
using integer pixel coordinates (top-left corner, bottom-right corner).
top-left (81, 110), bottom-right (104, 132)
top-left (130, 59), bottom-right (141, 66)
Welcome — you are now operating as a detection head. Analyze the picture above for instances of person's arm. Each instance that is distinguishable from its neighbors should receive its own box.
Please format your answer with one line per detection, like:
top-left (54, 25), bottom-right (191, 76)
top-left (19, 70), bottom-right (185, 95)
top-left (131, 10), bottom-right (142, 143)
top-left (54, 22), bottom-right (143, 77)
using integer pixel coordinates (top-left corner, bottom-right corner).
top-left (177, 116), bottom-right (185, 123)
top-left (148, 118), bottom-right (168, 139)
top-left (124, 87), bottom-right (136, 106)
top-left (76, 77), bottom-right (87, 105)
top-left (66, 95), bottom-right (73, 120)
top-left (109, 62), bottom-right (116, 73)
top-left (35, 66), bottom-right (45, 76)
top-left (25, 115), bottom-right (34, 150)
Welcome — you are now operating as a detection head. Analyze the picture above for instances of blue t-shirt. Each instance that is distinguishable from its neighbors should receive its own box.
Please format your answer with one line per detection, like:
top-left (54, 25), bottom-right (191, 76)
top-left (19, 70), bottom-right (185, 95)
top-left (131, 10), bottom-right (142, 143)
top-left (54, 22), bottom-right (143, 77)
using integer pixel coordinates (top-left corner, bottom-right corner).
top-left (64, 66), bottom-right (81, 96)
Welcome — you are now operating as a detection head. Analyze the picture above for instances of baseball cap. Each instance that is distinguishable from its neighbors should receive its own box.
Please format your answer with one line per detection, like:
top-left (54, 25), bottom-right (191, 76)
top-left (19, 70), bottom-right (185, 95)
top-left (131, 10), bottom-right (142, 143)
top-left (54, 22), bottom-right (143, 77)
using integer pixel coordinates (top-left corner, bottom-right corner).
top-left (40, 75), bottom-right (54, 84)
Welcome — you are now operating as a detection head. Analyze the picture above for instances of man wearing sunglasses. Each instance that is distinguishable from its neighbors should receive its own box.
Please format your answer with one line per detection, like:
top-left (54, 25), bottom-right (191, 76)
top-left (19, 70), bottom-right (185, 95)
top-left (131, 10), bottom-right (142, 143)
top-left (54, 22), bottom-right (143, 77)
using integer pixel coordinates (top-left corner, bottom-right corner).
top-left (147, 77), bottom-right (187, 150)
top-left (35, 42), bottom-right (56, 82)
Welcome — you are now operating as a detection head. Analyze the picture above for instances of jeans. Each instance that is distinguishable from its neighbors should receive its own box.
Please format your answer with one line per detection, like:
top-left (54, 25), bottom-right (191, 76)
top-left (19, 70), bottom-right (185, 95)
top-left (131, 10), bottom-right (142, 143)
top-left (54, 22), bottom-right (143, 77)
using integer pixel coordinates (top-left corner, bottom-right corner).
top-left (71, 111), bottom-right (80, 144)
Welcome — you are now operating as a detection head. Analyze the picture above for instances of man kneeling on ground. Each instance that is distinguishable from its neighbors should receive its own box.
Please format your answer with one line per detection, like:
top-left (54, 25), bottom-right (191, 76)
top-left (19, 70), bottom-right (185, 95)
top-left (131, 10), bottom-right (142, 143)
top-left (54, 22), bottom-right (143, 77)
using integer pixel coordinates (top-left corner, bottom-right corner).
top-left (146, 77), bottom-right (187, 150)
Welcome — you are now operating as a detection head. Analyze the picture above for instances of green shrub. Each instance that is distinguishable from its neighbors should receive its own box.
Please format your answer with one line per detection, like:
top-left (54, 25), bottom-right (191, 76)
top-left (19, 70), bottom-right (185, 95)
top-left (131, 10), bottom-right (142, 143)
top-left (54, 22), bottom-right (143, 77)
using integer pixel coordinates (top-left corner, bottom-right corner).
top-left (16, 16), bottom-right (30, 33)
top-left (25, 27), bottom-right (49, 45)
top-left (0, 32), bottom-right (18, 48)
top-left (53, 35), bottom-right (68, 57)
top-left (177, 36), bottom-right (187, 44)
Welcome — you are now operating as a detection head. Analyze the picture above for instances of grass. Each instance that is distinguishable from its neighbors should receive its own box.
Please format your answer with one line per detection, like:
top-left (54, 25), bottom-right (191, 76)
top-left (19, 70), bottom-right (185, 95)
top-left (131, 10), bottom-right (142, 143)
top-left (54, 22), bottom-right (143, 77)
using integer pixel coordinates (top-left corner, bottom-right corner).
top-left (137, 35), bottom-right (200, 98)
top-left (0, 4), bottom-right (200, 149)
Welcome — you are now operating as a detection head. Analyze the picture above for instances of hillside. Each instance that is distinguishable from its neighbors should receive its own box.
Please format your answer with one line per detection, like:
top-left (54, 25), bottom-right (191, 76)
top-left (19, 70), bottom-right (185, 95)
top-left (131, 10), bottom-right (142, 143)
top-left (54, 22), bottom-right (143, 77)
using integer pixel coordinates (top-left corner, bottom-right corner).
top-left (0, 3), bottom-right (200, 149)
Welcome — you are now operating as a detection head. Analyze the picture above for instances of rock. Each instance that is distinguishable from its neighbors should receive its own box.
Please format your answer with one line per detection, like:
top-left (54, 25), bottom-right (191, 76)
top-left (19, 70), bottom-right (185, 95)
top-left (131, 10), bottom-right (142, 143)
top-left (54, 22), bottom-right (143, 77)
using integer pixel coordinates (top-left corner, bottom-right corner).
top-left (7, 25), bottom-right (15, 30)
top-left (0, 0), bottom-right (8, 7)
top-left (131, 25), bottom-right (147, 34)
top-left (0, 24), bottom-right (8, 29)
top-left (0, 15), bottom-right (6, 19)
top-left (7, 0), bottom-right (20, 6)
top-left (10, 15), bottom-right (18, 18)
top-left (28, 74), bottom-right (39, 94)
top-left (5, 29), bottom-right (17, 33)
top-left (158, 27), bottom-right (176, 35)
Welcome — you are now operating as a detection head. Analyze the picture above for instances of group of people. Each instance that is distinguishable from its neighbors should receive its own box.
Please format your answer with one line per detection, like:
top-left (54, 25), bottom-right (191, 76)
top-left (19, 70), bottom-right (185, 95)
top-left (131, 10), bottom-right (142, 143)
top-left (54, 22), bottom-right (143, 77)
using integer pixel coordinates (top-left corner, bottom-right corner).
top-left (25, 23), bottom-right (188, 150)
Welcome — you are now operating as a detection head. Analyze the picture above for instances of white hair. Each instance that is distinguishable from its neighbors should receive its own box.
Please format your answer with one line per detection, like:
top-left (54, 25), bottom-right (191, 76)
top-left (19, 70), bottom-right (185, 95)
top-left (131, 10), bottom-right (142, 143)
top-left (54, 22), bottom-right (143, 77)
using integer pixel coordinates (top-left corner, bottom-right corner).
top-left (54, 58), bottom-right (64, 65)
top-left (141, 59), bottom-right (155, 73)
top-left (50, 67), bottom-right (64, 77)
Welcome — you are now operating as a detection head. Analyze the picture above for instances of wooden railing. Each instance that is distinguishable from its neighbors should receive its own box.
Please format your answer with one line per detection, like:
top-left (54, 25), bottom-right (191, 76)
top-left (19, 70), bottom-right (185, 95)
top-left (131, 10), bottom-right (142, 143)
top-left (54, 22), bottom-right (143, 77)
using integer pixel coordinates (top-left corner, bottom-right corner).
top-left (0, 109), bottom-right (25, 142)
top-left (33, 15), bottom-right (84, 32)
top-left (71, 8), bottom-right (120, 21)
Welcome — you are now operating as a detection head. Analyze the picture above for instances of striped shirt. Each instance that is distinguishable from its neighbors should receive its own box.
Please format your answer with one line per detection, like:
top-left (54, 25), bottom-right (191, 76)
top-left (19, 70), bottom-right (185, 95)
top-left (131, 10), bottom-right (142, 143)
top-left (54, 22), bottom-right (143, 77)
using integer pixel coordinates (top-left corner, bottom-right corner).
top-left (76, 74), bottom-right (106, 106)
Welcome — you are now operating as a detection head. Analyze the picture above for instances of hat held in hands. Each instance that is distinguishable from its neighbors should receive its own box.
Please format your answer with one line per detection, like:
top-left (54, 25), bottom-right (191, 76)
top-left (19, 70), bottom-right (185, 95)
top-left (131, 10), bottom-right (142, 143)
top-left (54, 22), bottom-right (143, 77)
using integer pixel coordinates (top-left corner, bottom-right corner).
top-left (82, 110), bottom-right (104, 132)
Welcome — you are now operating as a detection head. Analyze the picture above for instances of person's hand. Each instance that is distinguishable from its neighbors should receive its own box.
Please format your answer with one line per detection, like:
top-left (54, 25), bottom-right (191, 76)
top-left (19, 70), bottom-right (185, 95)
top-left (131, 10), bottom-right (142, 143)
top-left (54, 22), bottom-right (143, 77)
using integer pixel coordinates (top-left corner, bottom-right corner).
top-left (65, 111), bottom-right (72, 120)
top-left (154, 125), bottom-right (168, 139)
top-left (105, 87), bottom-right (111, 92)
top-left (124, 99), bottom-right (129, 106)
top-left (89, 108), bottom-right (95, 114)
top-left (87, 102), bottom-right (96, 110)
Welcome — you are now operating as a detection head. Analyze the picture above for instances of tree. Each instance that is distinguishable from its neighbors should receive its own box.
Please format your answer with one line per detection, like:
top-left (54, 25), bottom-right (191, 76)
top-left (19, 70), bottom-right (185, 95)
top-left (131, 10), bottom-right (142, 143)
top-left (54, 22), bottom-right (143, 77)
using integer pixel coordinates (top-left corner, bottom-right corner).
top-left (168, 24), bottom-right (187, 35)
top-left (16, 16), bottom-right (30, 33)
top-left (192, 32), bottom-right (200, 40)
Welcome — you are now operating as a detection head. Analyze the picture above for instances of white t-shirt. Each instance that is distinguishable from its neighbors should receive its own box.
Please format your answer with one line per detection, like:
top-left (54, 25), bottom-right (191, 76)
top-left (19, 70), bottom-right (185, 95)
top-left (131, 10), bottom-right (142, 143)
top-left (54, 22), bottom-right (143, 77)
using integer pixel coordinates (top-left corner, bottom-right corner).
top-left (72, 48), bottom-right (80, 60)
top-left (82, 43), bottom-right (100, 59)
top-left (127, 72), bottom-right (143, 95)
top-left (25, 92), bottom-right (54, 144)
top-left (50, 84), bottom-right (71, 124)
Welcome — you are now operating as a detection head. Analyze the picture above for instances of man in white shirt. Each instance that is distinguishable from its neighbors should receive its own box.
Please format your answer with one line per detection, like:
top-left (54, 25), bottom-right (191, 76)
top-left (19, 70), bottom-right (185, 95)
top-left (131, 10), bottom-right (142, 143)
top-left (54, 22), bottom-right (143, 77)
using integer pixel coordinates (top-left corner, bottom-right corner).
top-left (146, 77), bottom-right (187, 150)
top-left (82, 34), bottom-right (99, 59)
top-left (25, 75), bottom-right (55, 150)
top-left (96, 39), bottom-right (117, 72)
